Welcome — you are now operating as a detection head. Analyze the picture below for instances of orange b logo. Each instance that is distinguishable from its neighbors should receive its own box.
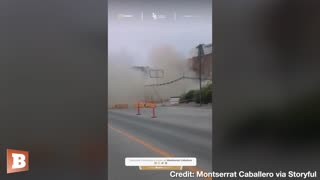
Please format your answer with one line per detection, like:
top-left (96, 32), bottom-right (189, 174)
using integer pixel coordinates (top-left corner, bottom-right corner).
top-left (7, 149), bottom-right (29, 174)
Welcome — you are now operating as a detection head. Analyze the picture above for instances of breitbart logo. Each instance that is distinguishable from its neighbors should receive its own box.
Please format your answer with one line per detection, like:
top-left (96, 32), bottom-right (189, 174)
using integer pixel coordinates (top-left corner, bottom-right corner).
top-left (7, 149), bottom-right (29, 174)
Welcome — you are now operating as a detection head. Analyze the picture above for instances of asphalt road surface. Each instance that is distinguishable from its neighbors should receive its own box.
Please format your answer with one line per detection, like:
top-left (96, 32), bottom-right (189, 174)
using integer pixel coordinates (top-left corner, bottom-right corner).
top-left (108, 106), bottom-right (212, 180)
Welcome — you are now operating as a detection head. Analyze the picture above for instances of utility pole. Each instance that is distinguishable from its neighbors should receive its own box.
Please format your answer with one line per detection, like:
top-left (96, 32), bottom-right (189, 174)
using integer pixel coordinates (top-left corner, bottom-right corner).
top-left (196, 44), bottom-right (204, 106)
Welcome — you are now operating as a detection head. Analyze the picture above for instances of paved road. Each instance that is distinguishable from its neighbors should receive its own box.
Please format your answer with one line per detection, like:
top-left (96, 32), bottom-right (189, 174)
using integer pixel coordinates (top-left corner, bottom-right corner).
top-left (108, 106), bottom-right (212, 180)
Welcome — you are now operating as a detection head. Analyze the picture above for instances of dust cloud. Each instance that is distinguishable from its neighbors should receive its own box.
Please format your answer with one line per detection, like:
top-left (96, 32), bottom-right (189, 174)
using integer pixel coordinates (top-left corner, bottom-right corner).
top-left (108, 45), bottom-right (198, 106)
top-left (108, 50), bottom-right (145, 107)
top-left (144, 45), bottom-right (198, 102)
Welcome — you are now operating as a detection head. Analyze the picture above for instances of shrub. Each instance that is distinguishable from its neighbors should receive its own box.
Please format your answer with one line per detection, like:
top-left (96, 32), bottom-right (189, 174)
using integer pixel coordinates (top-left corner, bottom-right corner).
top-left (180, 90), bottom-right (195, 103)
top-left (180, 82), bottom-right (212, 104)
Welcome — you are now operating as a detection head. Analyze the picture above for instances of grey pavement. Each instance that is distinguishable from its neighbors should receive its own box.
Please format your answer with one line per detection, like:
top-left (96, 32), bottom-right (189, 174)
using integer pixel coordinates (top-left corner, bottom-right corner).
top-left (108, 106), bottom-right (212, 180)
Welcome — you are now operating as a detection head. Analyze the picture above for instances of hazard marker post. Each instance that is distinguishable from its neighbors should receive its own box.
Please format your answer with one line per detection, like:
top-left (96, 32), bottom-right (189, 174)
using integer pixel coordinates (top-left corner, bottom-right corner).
top-left (152, 106), bottom-right (157, 118)
top-left (136, 103), bottom-right (141, 115)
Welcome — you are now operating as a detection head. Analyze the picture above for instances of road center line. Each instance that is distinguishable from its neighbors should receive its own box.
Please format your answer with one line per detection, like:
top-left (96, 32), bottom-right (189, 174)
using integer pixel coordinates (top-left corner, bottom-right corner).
top-left (108, 123), bottom-right (212, 180)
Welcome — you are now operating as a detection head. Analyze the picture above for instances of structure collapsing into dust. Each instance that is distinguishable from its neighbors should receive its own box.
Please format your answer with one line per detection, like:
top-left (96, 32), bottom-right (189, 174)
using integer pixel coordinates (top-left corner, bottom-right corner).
top-left (108, 45), bottom-right (199, 107)
top-left (143, 45), bottom-right (199, 102)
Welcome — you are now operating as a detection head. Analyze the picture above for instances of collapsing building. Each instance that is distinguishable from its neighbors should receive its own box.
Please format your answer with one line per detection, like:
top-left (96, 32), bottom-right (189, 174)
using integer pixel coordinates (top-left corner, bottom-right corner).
top-left (188, 44), bottom-right (213, 79)
top-left (132, 44), bottom-right (213, 103)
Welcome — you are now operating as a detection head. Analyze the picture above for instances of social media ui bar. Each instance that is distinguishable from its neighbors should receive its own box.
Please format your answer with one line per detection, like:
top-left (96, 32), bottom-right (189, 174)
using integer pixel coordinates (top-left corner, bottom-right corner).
top-left (125, 157), bottom-right (196, 171)
top-left (7, 149), bottom-right (29, 174)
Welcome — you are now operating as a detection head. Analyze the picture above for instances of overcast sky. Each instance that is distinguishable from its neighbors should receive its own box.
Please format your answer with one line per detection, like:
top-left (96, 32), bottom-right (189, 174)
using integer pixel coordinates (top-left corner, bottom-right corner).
top-left (108, 0), bottom-right (212, 65)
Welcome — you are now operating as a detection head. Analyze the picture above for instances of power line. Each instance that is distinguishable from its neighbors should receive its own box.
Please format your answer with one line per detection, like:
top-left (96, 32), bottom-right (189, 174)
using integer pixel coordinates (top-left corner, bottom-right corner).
top-left (144, 75), bottom-right (211, 87)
